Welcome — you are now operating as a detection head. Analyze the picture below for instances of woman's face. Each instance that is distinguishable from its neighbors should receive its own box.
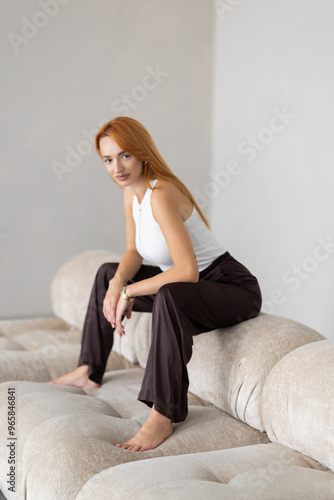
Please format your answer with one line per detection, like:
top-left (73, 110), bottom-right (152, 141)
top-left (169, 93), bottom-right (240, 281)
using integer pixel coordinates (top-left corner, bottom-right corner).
top-left (99, 135), bottom-right (144, 187)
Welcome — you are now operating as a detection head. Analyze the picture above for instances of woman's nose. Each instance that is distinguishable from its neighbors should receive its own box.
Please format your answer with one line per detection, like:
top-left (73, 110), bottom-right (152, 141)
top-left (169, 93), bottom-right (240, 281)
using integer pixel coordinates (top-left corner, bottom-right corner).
top-left (114, 159), bottom-right (123, 172)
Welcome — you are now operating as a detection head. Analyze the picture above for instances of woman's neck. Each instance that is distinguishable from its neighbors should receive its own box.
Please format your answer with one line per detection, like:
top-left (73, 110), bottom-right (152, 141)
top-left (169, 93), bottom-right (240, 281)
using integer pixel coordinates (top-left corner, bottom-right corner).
top-left (126, 176), bottom-right (149, 205)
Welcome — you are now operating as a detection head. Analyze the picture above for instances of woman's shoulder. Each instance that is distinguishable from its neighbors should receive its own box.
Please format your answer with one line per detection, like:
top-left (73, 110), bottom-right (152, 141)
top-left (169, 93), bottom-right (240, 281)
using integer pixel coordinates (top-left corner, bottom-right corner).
top-left (151, 178), bottom-right (193, 220)
top-left (152, 179), bottom-right (182, 203)
top-left (152, 178), bottom-right (173, 192)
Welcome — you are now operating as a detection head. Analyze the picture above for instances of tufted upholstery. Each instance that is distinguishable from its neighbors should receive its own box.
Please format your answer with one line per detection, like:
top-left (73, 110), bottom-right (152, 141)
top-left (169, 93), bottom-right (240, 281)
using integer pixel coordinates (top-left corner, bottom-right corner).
top-left (0, 376), bottom-right (270, 499)
top-left (262, 339), bottom-right (334, 471)
top-left (0, 250), bottom-right (333, 499)
top-left (76, 444), bottom-right (334, 500)
top-left (74, 338), bottom-right (334, 499)
top-left (188, 313), bottom-right (325, 432)
top-left (0, 316), bottom-right (136, 384)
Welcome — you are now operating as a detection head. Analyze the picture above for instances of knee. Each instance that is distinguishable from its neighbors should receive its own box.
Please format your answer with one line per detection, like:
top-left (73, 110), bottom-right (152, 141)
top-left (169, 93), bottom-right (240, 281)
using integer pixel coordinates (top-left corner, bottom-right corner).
top-left (156, 282), bottom-right (178, 298)
top-left (154, 282), bottom-right (186, 308)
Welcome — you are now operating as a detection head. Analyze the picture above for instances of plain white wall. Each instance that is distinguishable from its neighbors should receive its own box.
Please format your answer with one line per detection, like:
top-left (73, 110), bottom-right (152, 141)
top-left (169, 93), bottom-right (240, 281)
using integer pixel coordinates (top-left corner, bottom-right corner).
top-left (0, 0), bottom-right (214, 318)
top-left (209, 0), bottom-right (334, 339)
top-left (2, 1), bottom-right (333, 341)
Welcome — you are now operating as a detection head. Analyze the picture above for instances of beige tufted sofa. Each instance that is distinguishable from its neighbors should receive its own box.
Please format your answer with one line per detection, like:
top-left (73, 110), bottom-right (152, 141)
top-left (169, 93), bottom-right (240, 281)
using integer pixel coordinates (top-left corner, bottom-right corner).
top-left (0, 251), bottom-right (333, 500)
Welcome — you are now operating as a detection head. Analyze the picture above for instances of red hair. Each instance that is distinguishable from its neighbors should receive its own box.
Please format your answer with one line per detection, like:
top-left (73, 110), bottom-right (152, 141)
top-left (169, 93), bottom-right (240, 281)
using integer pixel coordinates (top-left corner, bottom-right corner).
top-left (95, 116), bottom-right (210, 229)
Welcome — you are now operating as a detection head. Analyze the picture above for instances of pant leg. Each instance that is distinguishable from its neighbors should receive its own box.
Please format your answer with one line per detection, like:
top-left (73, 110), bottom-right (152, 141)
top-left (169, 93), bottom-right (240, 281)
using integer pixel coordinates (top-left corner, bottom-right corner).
top-left (138, 252), bottom-right (262, 422)
top-left (78, 262), bottom-right (162, 384)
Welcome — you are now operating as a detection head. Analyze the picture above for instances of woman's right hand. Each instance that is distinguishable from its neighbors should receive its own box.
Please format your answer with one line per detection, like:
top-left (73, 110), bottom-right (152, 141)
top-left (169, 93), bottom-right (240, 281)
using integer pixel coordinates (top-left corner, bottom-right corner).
top-left (103, 278), bottom-right (123, 328)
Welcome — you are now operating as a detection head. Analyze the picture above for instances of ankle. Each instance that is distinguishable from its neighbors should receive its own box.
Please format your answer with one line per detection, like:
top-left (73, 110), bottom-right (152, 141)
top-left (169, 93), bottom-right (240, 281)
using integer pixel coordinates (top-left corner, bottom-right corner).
top-left (77, 365), bottom-right (89, 375)
top-left (151, 407), bottom-right (172, 424)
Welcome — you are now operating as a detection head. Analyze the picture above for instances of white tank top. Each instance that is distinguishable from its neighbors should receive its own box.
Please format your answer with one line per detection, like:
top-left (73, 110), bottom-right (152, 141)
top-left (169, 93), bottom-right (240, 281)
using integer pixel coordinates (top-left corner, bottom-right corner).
top-left (132, 180), bottom-right (226, 272)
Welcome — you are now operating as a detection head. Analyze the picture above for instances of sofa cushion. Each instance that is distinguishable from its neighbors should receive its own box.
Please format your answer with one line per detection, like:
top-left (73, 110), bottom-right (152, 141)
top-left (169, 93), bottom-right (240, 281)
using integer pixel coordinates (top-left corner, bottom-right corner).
top-left (262, 339), bottom-right (334, 471)
top-left (76, 443), bottom-right (334, 500)
top-left (0, 375), bottom-right (269, 500)
top-left (187, 313), bottom-right (325, 432)
top-left (0, 317), bottom-right (135, 383)
top-left (0, 317), bottom-right (80, 383)
top-left (114, 311), bottom-right (151, 365)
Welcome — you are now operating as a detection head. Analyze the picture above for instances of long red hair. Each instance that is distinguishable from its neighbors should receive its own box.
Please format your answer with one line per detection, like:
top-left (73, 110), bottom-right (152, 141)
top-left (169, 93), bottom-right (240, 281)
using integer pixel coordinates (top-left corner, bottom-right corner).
top-left (95, 116), bottom-right (210, 229)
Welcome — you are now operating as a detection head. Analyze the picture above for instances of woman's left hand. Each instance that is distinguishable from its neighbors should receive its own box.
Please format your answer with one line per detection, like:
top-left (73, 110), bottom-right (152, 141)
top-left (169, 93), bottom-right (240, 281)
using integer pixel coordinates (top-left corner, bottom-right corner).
top-left (115, 295), bottom-right (134, 337)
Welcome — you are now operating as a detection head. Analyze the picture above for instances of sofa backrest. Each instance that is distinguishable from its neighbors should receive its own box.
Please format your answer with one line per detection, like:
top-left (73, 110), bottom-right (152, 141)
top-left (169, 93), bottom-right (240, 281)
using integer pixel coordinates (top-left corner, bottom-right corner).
top-left (187, 314), bottom-right (325, 432)
top-left (262, 339), bottom-right (334, 471)
top-left (51, 250), bottom-right (122, 329)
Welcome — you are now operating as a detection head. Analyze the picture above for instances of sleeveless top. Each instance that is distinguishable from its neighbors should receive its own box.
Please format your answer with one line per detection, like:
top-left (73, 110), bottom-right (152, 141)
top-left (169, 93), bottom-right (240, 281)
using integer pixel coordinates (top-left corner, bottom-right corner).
top-left (132, 180), bottom-right (226, 272)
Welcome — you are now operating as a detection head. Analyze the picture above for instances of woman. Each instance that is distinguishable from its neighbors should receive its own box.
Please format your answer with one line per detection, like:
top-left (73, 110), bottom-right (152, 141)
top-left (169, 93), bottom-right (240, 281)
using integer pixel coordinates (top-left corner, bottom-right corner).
top-left (50, 116), bottom-right (262, 451)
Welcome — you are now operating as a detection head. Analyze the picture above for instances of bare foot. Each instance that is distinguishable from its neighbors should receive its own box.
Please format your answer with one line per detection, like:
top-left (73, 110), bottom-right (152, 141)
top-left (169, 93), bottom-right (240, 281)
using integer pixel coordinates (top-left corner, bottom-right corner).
top-left (48, 365), bottom-right (100, 389)
top-left (116, 407), bottom-right (173, 451)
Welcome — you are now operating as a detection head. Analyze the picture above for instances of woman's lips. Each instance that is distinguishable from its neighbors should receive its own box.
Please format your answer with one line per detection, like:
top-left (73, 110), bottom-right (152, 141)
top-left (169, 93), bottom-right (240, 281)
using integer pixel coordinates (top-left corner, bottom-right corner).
top-left (115, 174), bottom-right (129, 181)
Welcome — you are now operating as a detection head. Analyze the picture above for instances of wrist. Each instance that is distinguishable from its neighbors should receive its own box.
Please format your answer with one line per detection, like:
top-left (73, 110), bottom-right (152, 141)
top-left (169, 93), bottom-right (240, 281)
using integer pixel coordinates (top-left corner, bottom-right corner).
top-left (125, 284), bottom-right (135, 298)
top-left (109, 275), bottom-right (123, 289)
top-left (120, 285), bottom-right (135, 302)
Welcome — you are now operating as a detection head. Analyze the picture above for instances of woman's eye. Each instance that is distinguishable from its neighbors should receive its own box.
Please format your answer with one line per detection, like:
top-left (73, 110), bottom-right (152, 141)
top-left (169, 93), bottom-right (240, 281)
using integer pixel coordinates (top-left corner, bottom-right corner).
top-left (122, 154), bottom-right (130, 159)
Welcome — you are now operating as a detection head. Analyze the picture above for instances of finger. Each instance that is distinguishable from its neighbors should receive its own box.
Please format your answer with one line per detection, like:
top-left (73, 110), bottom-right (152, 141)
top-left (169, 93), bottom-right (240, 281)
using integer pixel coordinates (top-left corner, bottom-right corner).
top-left (110, 295), bottom-right (120, 322)
top-left (103, 295), bottom-right (112, 321)
top-left (104, 304), bottom-right (111, 323)
top-left (110, 304), bottom-right (117, 324)
top-left (116, 318), bottom-right (125, 336)
top-left (116, 326), bottom-right (124, 337)
top-left (104, 296), bottom-right (118, 324)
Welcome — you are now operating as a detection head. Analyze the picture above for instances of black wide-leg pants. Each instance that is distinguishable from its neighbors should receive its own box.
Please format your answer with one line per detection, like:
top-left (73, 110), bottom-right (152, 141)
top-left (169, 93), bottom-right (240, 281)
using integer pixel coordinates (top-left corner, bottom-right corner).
top-left (78, 252), bottom-right (262, 423)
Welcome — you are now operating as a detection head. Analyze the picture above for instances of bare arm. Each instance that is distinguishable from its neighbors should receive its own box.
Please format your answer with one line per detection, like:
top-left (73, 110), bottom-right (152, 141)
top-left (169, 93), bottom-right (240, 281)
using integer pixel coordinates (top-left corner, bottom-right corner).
top-left (113, 182), bottom-right (200, 336)
top-left (124, 183), bottom-right (199, 298)
top-left (103, 189), bottom-right (143, 328)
